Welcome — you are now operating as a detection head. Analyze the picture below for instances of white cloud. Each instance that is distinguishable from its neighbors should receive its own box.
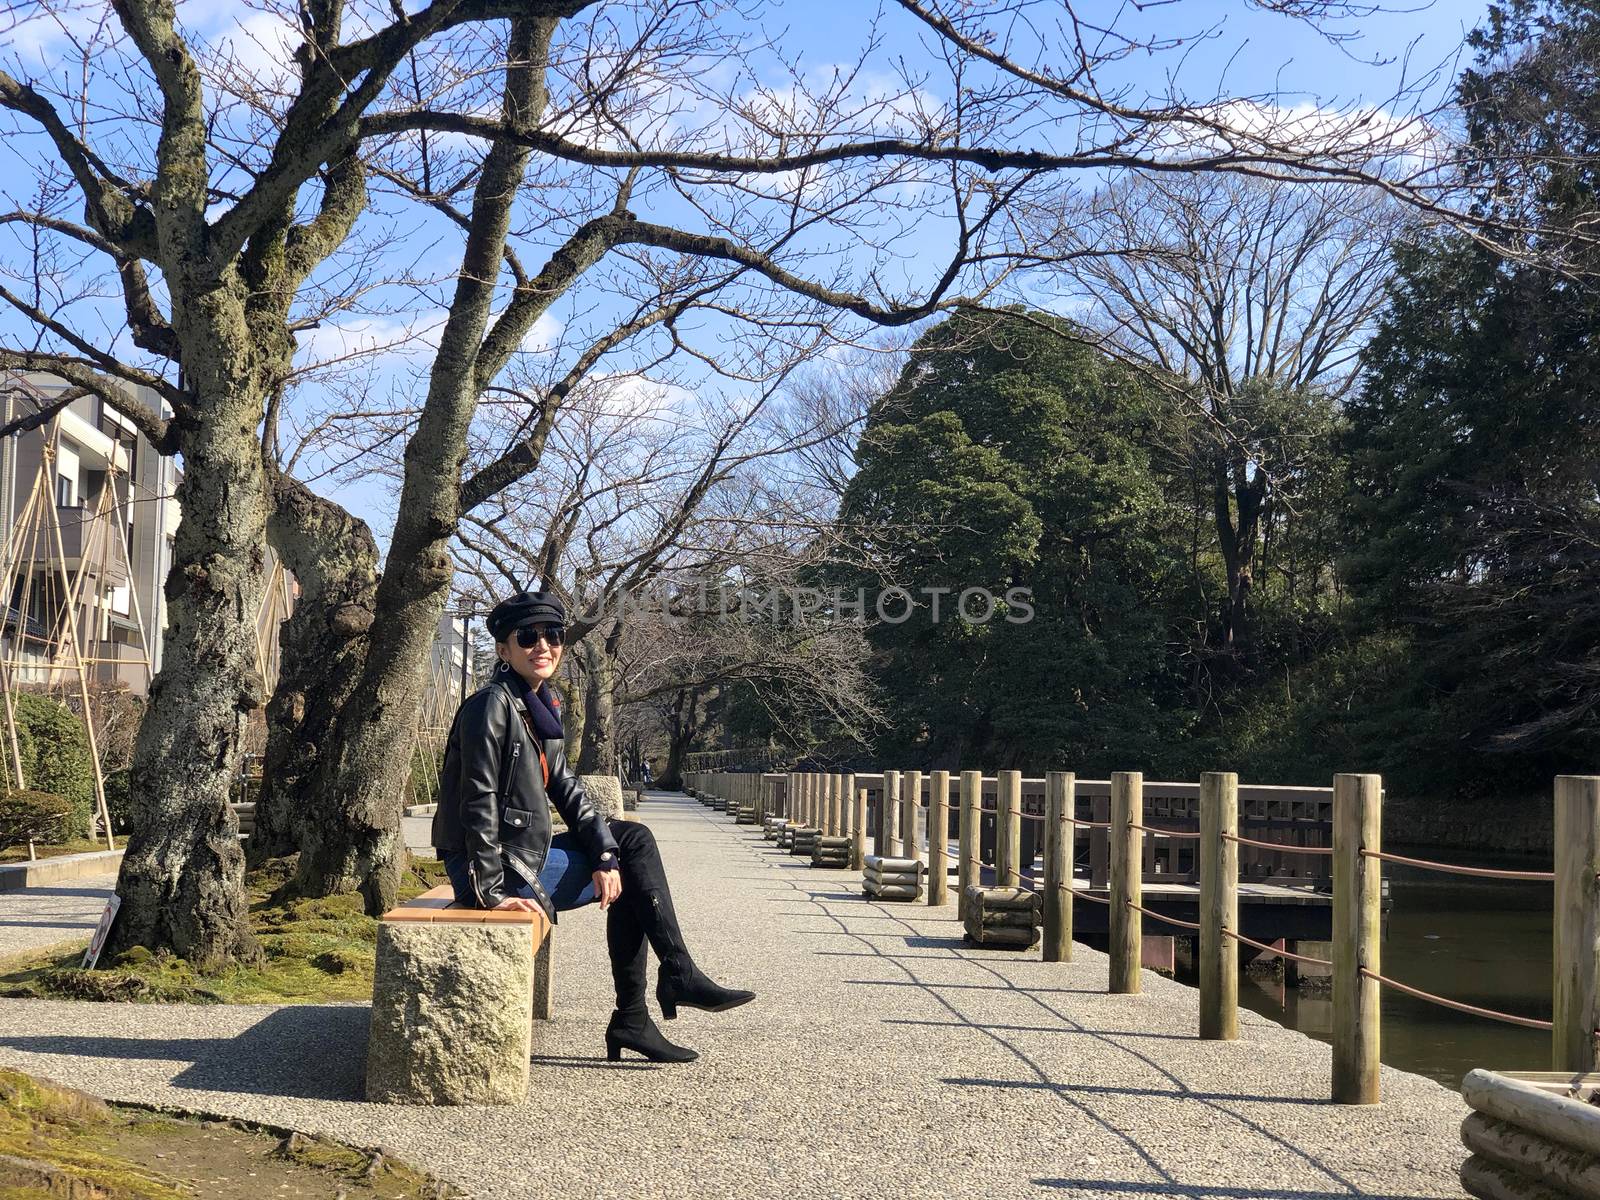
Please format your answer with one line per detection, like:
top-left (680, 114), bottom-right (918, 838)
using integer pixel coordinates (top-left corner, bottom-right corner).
top-left (1151, 99), bottom-right (1446, 173)
top-left (4, 6), bottom-right (112, 68)
top-left (194, 6), bottom-right (300, 88)
top-left (520, 311), bottom-right (563, 354)
top-left (584, 371), bottom-right (695, 421)
top-left (294, 307), bottom-right (562, 374)
top-left (294, 311), bottom-right (448, 369)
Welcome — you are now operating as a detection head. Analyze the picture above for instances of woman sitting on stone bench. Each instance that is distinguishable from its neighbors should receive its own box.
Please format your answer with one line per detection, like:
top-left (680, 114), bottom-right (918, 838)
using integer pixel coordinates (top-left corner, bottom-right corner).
top-left (432, 589), bottom-right (755, 1063)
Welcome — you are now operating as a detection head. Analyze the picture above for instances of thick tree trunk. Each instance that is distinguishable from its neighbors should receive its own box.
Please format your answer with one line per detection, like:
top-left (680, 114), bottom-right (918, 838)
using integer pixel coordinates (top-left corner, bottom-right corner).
top-left (558, 667), bottom-right (587, 764)
top-left (287, 17), bottom-right (558, 915)
top-left (576, 624), bottom-right (621, 774)
top-left (288, 577), bottom-right (442, 913)
top-left (661, 686), bottom-right (705, 790)
top-left (107, 398), bottom-right (269, 965)
top-left (1211, 459), bottom-right (1265, 665)
top-left (249, 476), bottom-right (379, 869)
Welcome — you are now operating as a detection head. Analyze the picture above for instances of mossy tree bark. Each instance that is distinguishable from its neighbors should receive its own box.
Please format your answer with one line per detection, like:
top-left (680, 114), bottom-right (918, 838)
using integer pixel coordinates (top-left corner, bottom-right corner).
top-left (249, 476), bottom-right (380, 868)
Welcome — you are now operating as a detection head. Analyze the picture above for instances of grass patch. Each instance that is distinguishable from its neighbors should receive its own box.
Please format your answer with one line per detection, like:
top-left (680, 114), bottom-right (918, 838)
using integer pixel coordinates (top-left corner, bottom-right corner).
top-left (0, 837), bottom-right (108, 864)
top-left (0, 856), bottom-right (448, 1006)
top-left (0, 1066), bottom-right (459, 1198)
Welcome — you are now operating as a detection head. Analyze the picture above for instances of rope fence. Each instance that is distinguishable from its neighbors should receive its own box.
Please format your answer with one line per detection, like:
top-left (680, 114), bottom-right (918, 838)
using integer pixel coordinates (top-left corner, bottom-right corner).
top-left (1128, 822), bottom-right (1202, 839)
top-left (1225, 833), bottom-right (1333, 856)
top-left (1126, 900), bottom-right (1202, 932)
top-left (1358, 968), bottom-right (1554, 1031)
top-left (1223, 928), bottom-right (1333, 968)
top-left (1359, 847), bottom-right (1555, 881)
top-left (683, 766), bottom-right (1600, 1107)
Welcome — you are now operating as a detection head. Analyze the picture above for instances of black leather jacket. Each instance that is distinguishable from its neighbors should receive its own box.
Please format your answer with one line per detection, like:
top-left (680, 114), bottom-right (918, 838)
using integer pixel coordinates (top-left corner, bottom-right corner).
top-left (431, 674), bottom-right (618, 920)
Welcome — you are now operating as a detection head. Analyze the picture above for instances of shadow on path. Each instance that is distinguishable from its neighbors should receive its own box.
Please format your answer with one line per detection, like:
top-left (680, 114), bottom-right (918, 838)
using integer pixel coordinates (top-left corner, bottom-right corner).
top-left (0, 1006), bottom-right (367, 1102)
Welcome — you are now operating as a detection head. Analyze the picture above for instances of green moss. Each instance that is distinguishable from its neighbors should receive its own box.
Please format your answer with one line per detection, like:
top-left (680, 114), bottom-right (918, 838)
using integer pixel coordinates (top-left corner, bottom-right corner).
top-left (0, 1067), bottom-right (458, 1198)
top-left (274, 1132), bottom-right (447, 1194)
top-left (0, 1068), bottom-right (183, 1199)
top-left (0, 857), bottom-right (451, 1006)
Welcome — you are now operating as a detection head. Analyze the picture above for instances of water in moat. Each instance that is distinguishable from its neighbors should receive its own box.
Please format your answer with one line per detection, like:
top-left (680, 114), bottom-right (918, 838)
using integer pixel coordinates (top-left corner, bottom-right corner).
top-left (1179, 843), bottom-right (1552, 1090)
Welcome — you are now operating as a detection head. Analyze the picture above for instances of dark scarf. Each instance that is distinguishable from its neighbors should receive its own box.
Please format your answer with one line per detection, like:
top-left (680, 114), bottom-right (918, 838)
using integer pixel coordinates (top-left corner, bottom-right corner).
top-left (520, 677), bottom-right (565, 741)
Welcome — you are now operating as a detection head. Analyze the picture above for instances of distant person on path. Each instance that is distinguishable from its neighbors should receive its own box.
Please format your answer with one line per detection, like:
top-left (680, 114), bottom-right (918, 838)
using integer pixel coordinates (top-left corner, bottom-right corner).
top-left (432, 590), bottom-right (754, 1063)
top-left (640, 760), bottom-right (653, 787)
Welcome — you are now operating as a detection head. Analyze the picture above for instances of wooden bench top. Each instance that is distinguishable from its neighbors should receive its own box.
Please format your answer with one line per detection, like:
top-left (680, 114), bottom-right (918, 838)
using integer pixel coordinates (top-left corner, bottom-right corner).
top-left (382, 884), bottom-right (551, 939)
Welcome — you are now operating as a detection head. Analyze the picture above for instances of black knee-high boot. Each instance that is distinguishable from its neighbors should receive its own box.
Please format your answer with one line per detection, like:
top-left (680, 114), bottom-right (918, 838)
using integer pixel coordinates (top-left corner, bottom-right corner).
top-left (603, 898), bottom-right (696, 1063)
top-left (610, 820), bottom-right (755, 1021)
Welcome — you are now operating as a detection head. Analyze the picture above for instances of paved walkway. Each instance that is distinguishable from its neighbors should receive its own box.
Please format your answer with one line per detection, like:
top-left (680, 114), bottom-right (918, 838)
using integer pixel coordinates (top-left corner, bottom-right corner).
top-left (0, 793), bottom-right (1469, 1200)
top-left (0, 871), bottom-right (115, 958)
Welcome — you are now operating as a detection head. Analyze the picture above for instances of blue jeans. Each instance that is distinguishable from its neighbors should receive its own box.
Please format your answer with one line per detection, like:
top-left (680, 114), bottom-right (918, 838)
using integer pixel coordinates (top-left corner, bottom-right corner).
top-left (442, 832), bottom-right (598, 913)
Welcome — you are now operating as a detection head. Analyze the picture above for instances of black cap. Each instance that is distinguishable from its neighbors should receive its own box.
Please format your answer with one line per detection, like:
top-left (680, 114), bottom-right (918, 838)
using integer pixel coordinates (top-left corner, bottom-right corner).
top-left (487, 590), bottom-right (566, 641)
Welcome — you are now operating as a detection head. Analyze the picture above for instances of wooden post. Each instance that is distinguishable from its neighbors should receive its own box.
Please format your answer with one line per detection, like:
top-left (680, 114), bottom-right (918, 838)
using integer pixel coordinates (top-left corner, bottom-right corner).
top-left (958, 770), bottom-right (980, 919)
top-left (831, 772), bottom-right (844, 836)
top-left (1109, 771), bottom-right (1142, 995)
top-left (1043, 771), bottom-right (1073, 962)
top-left (929, 770), bottom-right (950, 906)
top-left (902, 769), bottom-right (923, 864)
top-left (1199, 771), bottom-right (1238, 1040)
top-left (785, 772), bottom-right (795, 821)
top-left (1333, 772), bottom-right (1382, 1105)
top-left (1554, 776), bottom-right (1600, 1072)
top-left (848, 777), bottom-right (865, 870)
top-left (881, 770), bottom-right (901, 857)
top-left (996, 769), bottom-right (1022, 886)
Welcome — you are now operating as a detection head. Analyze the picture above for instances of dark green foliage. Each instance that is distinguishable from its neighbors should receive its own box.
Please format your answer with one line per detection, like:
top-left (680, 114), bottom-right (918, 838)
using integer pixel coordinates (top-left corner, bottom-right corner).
top-left (839, 309), bottom-right (1192, 772)
top-left (1344, 0), bottom-right (1600, 791)
top-left (0, 790), bottom-right (72, 853)
top-left (103, 768), bottom-right (132, 834)
top-left (0, 694), bottom-right (97, 839)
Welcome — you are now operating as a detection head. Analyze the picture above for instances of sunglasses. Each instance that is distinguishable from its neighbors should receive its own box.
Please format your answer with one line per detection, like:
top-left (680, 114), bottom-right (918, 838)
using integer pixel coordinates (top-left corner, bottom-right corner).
top-left (514, 623), bottom-right (565, 648)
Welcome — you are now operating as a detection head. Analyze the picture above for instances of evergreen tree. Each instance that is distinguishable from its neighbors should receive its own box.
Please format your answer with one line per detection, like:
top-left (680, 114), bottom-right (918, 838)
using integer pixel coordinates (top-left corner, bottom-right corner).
top-left (1344, 0), bottom-right (1600, 792)
top-left (839, 311), bottom-right (1190, 772)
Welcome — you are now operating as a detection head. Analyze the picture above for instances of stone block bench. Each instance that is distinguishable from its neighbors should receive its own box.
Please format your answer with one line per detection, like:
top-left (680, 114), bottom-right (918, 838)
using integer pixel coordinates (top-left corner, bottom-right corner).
top-left (366, 884), bottom-right (553, 1106)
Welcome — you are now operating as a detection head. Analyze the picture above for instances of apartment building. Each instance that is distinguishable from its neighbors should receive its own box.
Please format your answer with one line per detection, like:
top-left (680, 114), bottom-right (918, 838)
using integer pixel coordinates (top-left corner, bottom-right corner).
top-left (1, 373), bottom-right (481, 709)
top-left (1, 373), bottom-right (177, 692)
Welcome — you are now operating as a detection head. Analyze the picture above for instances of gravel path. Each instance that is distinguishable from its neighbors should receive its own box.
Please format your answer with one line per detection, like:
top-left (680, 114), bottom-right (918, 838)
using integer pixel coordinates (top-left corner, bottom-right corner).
top-left (0, 792), bottom-right (1469, 1200)
top-left (0, 872), bottom-right (115, 957)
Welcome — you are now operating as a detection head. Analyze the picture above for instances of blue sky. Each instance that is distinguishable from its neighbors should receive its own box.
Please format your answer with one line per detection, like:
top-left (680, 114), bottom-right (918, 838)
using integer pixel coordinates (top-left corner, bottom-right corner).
top-left (1, 0), bottom-right (1493, 561)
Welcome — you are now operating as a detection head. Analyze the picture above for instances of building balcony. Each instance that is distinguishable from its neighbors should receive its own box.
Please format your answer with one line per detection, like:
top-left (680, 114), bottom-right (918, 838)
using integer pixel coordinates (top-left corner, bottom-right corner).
top-left (25, 505), bottom-right (130, 587)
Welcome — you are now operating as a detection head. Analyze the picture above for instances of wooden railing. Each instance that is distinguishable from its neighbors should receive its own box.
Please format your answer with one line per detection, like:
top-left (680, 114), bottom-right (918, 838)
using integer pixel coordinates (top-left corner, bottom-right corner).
top-left (685, 766), bottom-right (1600, 1108)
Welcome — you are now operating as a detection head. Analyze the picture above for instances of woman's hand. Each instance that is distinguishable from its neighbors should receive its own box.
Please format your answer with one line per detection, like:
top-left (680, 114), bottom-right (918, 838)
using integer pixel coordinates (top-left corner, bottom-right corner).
top-left (592, 868), bottom-right (622, 911)
top-left (493, 897), bottom-right (543, 912)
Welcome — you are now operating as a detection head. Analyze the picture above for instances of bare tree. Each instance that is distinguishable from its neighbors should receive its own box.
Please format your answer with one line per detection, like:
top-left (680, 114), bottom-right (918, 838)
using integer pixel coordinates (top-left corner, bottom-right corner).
top-left (1047, 172), bottom-right (1405, 665)
top-left (448, 364), bottom-right (881, 777)
top-left (0, 0), bottom-right (1503, 961)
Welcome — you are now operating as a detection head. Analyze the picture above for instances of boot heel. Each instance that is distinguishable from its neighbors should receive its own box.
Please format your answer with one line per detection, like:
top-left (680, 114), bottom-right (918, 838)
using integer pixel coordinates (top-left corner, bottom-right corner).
top-left (659, 996), bottom-right (678, 1021)
top-left (605, 1035), bottom-right (623, 1061)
